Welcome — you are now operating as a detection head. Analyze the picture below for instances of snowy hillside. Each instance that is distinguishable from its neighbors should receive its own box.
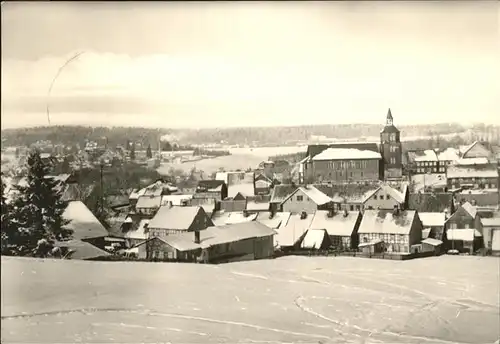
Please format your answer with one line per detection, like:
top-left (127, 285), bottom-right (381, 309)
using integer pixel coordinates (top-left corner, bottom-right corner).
top-left (2, 256), bottom-right (499, 344)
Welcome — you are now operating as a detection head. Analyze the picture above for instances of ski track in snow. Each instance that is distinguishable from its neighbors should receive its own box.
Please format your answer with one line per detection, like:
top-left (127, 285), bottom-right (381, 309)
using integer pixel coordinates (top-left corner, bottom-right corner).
top-left (2, 307), bottom-right (332, 341)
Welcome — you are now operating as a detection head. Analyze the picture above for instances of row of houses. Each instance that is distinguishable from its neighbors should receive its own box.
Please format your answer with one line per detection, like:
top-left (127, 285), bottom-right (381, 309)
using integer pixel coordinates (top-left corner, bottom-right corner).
top-left (406, 141), bottom-right (500, 175)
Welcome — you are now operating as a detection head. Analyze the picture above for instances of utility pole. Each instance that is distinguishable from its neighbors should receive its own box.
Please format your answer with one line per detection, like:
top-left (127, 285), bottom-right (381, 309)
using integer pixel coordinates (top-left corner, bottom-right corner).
top-left (100, 162), bottom-right (104, 215)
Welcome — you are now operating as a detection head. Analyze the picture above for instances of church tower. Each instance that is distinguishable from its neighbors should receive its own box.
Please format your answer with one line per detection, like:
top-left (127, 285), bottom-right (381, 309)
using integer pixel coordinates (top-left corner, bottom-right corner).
top-left (380, 108), bottom-right (403, 179)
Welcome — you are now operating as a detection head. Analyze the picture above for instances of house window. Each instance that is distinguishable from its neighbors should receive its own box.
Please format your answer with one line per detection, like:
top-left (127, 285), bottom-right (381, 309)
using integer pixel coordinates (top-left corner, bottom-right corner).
top-left (374, 195), bottom-right (378, 200)
top-left (297, 195), bottom-right (303, 201)
top-left (350, 172), bottom-right (353, 178)
top-left (356, 205), bottom-right (361, 211)
top-left (350, 205), bottom-right (354, 211)
top-left (449, 223), bottom-right (457, 229)
top-left (464, 223), bottom-right (470, 229)
top-left (361, 172), bottom-right (364, 177)
top-left (390, 157), bottom-right (396, 164)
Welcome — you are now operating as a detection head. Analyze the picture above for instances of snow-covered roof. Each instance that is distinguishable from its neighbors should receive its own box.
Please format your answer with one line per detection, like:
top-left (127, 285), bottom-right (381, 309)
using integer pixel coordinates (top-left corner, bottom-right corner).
top-left (246, 200), bottom-right (270, 211)
top-left (300, 229), bottom-right (327, 249)
top-left (446, 166), bottom-right (498, 179)
top-left (413, 150), bottom-right (439, 162)
top-left (482, 218), bottom-right (500, 227)
top-left (148, 205), bottom-right (203, 230)
top-left (63, 201), bottom-right (109, 240)
top-left (422, 238), bottom-right (443, 246)
top-left (124, 219), bottom-right (150, 240)
top-left (275, 213), bottom-right (313, 247)
top-left (309, 210), bottom-right (360, 237)
top-left (226, 211), bottom-right (258, 224)
top-left (136, 195), bottom-right (162, 209)
top-left (228, 183), bottom-right (255, 198)
top-left (257, 212), bottom-right (291, 230)
top-left (455, 157), bottom-right (490, 166)
top-left (358, 210), bottom-right (417, 235)
top-left (282, 186), bottom-right (332, 206)
top-left (437, 148), bottom-right (460, 162)
top-left (312, 148), bottom-right (382, 161)
top-left (461, 202), bottom-right (478, 218)
top-left (418, 212), bottom-right (446, 227)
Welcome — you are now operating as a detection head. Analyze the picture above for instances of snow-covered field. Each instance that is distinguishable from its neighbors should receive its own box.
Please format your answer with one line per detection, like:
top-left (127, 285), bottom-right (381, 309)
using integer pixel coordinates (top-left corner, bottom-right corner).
top-left (2, 256), bottom-right (499, 344)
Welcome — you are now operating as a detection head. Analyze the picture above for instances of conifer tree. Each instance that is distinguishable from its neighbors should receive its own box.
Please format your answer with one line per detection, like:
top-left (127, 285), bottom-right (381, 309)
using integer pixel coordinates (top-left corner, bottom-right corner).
top-left (12, 150), bottom-right (72, 256)
top-left (146, 144), bottom-right (153, 159)
top-left (1, 173), bottom-right (15, 254)
top-left (130, 142), bottom-right (136, 160)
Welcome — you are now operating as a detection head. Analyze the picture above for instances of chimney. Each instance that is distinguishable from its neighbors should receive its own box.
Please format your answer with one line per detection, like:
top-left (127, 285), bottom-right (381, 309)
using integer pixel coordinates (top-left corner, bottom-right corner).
top-left (243, 210), bottom-right (250, 218)
top-left (343, 209), bottom-right (349, 217)
top-left (328, 208), bottom-right (335, 218)
top-left (393, 204), bottom-right (400, 216)
top-left (194, 230), bottom-right (201, 244)
top-left (300, 211), bottom-right (307, 220)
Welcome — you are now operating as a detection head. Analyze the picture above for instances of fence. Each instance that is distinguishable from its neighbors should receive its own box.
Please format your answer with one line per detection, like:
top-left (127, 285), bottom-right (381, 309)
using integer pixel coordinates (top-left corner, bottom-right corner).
top-left (274, 249), bottom-right (437, 261)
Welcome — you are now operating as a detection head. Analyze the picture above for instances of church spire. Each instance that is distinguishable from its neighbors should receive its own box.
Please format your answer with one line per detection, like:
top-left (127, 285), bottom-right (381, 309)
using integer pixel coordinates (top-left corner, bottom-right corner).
top-left (386, 108), bottom-right (393, 126)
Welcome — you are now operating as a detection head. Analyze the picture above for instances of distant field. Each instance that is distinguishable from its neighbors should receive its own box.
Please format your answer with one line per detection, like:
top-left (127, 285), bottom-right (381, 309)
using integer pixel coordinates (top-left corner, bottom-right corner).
top-left (2, 255), bottom-right (499, 344)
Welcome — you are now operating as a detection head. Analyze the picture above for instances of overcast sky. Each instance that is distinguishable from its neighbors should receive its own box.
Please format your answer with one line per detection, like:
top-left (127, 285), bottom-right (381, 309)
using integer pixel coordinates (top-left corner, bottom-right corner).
top-left (1, 1), bottom-right (499, 129)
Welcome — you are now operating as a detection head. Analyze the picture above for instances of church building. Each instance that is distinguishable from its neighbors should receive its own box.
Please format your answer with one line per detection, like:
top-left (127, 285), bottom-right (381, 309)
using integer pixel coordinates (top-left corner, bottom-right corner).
top-left (300, 109), bottom-right (403, 183)
top-left (379, 108), bottom-right (403, 179)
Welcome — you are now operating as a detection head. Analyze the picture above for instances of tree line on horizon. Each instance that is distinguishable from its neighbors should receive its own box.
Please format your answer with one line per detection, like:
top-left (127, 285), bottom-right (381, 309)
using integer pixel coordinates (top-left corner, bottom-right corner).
top-left (1, 122), bottom-right (481, 148)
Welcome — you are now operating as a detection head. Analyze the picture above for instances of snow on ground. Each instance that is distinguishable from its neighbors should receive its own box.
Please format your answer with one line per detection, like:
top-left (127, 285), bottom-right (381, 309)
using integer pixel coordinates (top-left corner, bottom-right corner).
top-left (2, 256), bottom-right (499, 344)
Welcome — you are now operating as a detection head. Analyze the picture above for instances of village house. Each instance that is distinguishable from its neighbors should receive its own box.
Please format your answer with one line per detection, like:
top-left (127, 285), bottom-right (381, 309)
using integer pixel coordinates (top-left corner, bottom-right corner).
top-left (188, 197), bottom-right (218, 217)
top-left (220, 192), bottom-right (247, 212)
top-left (62, 200), bottom-right (110, 249)
top-left (270, 184), bottom-right (299, 212)
top-left (135, 195), bottom-right (162, 217)
top-left (406, 149), bottom-right (439, 174)
top-left (436, 148), bottom-right (460, 173)
top-left (136, 222), bottom-right (276, 263)
top-left (245, 195), bottom-right (271, 213)
top-left (445, 201), bottom-right (483, 254)
top-left (315, 182), bottom-right (408, 212)
top-left (309, 209), bottom-right (362, 250)
top-left (216, 171), bottom-right (255, 198)
top-left (481, 217), bottom-right (500, 255)
top-left (147, 205), bottom-right (214, 238)
top-left (418, 212), bottom-right (447, 241)
top-left (275, 212), bottom-right (313, 250)
top-left (446, 164), bottom-right (498, 191)
top-left (124, 219), bottom-right (150, 248)
top-left (459, 141), bottom-right (496, 161)
top-left (194, 180), bottom-right (228, 201)
top-left (279, 185), bottom-right (333, 214)
top-left (357, 208), bottom-right (423, 254)
top-left (254, 173), bottom-right (273, 195)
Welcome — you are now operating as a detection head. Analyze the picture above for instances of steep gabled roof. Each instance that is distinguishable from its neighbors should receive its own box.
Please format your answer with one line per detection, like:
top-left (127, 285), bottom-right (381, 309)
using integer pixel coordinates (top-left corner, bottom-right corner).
top-left (280, 186), bottom-right (332, 206)
top-left (148, 205), bottom-right (209, 230)
top-left (63, 201), bottom-right (109, 240)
